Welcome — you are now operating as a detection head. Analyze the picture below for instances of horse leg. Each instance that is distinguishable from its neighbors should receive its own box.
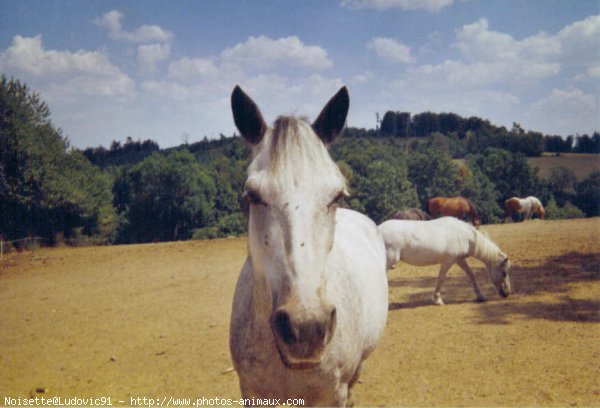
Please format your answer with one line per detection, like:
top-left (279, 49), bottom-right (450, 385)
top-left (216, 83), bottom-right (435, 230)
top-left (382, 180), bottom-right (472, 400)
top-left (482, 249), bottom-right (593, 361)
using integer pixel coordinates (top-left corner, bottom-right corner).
top-left (432, 263), bottom-right (453, 305)
top-left (325, 382), bottom-right (349, 408)
top-left (457, 258), bottom-right (485, 302)
top-left (344, 363), bottom-right (363, 408)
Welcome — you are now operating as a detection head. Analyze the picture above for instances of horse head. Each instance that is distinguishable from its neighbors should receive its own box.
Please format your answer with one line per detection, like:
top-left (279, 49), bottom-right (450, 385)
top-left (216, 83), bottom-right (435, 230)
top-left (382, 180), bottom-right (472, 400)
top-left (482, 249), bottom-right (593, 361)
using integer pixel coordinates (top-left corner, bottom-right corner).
top-left (537, 205), bottom-right (546, 219)
top-left (231, 85), bottom-right (349, 369)
top-left (489, 254), bottom-right (512, 297)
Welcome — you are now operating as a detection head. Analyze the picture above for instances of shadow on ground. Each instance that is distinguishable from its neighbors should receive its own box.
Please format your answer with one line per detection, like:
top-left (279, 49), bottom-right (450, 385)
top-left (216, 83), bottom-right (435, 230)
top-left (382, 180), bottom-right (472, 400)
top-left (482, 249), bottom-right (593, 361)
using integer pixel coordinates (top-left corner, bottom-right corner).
top-left (389, 251), bottom-right (600, 324)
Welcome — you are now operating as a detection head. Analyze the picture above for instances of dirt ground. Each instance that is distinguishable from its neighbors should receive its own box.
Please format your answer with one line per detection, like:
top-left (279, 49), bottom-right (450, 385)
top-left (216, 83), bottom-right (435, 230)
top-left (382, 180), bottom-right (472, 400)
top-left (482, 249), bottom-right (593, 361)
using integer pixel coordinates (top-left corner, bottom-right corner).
top-left (1, 218), bottom-right (599, 407)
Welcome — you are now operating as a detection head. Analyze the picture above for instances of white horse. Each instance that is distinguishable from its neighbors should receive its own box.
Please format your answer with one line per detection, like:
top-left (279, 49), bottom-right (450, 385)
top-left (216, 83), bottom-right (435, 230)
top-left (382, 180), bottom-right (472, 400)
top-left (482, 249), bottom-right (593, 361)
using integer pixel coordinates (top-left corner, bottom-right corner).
top-left (504, 196), bottom-right (545, 223)
top-left (229, 86), bottom-right (388, 406)
top-left (378, 217), bottom-right (512, 305)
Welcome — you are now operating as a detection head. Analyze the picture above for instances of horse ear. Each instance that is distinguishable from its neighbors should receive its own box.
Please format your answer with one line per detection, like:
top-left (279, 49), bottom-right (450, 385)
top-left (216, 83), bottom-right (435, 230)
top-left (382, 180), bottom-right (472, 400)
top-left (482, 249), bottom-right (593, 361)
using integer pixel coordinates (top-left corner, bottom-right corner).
top-left (231, 85), bottom-right (267, 145)
top-left (312, 86), bottom-right (349, 144)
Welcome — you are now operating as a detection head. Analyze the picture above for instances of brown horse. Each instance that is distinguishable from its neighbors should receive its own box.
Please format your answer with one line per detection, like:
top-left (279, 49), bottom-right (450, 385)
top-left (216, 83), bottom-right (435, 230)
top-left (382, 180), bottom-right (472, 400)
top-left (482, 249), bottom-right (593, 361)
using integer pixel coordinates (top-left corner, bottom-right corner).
top-left (389, 208), bottom-right (431, 221)
top-left (427, 196), bottom-right (480, 227)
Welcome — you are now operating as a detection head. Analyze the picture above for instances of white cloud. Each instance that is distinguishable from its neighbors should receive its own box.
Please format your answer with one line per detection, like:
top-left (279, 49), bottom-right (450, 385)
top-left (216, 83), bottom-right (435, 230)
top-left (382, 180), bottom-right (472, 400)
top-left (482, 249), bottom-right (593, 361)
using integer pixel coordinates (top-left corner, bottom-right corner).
top-left (367, 37), bottom-right (416, 63)
top-left (528, 87), bottom-right (598, 135)
top-left (588, 65), bottom-right (600, 77)
top-left (556, 14), bottom-right (600, 70)
top-left (0, 35), bottom-right (134, 98)
top-left (453, 16), bottom-right (600, 83)
top-left (352, 71), bottom-right (374, 84)
top-left (455, 18), bottom-right (561, 63)
top-left (453, 17), bottom-right (563, 86)
top-left (557, 14), bottom-right (600, 46)
top-left (379, 15), bottom-right (600, 137)
top-left (47, 74), bottom-right (135, 98)
top-left (141, 80), bottom-right (192, 101)
top-left (94, 10), bottom-right (173, 43)
top-left (222, 74), bottom-right (344, 121)
top-left (391, 18), bottom-right (562, 96)
top-left (1, 35), bottom-right (121, 77)
top-left (404, 59), bottom-right (558, 90)
top-left (137, 43), bottom-right (171, 74)
top-left (341, 0), bottom-right (456, 12)
top-left (167, 57), bottom-right (219, 81)
top-left (220, 35), bottom-right (333, 71)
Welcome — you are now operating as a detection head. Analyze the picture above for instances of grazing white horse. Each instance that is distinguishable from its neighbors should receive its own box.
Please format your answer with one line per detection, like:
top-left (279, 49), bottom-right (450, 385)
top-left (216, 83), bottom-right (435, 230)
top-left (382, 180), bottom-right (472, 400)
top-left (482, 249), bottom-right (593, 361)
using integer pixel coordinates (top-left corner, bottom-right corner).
top-left (378, 217), bottom-right (512, 305)
top-left (229, 86), bottom-right (388, 406)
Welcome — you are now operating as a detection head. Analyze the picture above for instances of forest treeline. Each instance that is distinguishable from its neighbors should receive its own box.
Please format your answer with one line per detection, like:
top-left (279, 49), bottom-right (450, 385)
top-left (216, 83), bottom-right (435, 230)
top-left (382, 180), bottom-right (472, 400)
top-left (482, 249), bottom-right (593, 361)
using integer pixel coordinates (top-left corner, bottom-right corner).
top-left (349, 110), bottom-right (600, 156)
top-left (1, 76), bottom-right (599, 246)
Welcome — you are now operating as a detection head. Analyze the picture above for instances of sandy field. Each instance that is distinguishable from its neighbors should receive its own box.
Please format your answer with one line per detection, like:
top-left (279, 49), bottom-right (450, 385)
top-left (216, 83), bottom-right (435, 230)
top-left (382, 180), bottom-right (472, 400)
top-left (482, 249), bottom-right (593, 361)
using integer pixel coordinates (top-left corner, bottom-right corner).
top-left (1, 218), bottom-right (599, 407)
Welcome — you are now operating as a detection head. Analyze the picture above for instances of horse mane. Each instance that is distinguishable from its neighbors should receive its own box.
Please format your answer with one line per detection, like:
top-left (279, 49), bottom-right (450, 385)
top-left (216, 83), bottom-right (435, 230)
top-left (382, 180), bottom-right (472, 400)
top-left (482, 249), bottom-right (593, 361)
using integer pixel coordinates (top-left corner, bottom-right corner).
top-left (471, 227), bottom-right (503, 266)
top-left (265, 116), bottom-right (345, 186)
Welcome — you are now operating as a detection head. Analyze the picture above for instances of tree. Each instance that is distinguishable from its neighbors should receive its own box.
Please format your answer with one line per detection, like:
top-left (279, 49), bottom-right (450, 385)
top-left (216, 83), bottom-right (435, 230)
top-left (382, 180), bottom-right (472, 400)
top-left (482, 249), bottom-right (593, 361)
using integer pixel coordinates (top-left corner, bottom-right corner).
top-left (466, 148), bottom-right (546, 202)
top-left (114, 150), bottom-right (216, 243)
top-left (83, 137), bottom-right (159, 168)
top-left (548, 166), bottom-right (576, 206)
top-left (458, 163), bottom-right (502, 223)
top-left (544, 198), bottom-right (584, 220)
top-left (406, 149), bottom-right (460, 206)
top-left (412, 112), bottom-right (439, 137)
top-left (574, 172), bottom-right (600, 217)
top-left (0, 75), bottom-right (116, 243)
top-left (380, 111), bottom-right (411, 137)
top-left (574, 133), bottom-right (600, 153)
top-left (544, 135), bottom-right (573, 153)
top-left (351, 159), bottom-right (418, 223)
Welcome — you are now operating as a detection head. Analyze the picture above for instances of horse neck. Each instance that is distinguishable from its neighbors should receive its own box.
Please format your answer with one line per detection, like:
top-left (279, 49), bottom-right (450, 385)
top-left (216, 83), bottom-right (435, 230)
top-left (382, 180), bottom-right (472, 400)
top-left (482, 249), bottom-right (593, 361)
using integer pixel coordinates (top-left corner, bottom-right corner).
top-left (471, 230), bottom-right (501, 267)
top-left (466, 199), bottom-right (479, 218)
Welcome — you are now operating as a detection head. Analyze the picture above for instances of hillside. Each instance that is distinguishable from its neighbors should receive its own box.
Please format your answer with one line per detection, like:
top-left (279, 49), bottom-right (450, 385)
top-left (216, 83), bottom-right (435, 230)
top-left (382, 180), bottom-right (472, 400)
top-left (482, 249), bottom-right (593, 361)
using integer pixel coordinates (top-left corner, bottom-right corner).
top-left (528, 153), bottom-right (600, 181)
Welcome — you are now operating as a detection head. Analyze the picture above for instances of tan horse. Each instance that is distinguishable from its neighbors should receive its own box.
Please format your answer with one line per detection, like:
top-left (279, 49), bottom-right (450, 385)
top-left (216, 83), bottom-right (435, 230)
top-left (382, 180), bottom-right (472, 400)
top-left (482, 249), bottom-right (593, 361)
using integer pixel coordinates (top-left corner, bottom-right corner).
top-left (504, 196), bottom-right (545, 222)
top-left (427, 196), bottom-right (480, 227)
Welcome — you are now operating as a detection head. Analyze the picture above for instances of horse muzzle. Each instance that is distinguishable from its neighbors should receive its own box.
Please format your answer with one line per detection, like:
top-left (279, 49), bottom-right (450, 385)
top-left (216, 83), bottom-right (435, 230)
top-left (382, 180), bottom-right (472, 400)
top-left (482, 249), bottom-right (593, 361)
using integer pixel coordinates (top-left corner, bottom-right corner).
top-left (499, 282), bottom-right (512, 297)
top-left (270, 304), bottom-right (337, 370)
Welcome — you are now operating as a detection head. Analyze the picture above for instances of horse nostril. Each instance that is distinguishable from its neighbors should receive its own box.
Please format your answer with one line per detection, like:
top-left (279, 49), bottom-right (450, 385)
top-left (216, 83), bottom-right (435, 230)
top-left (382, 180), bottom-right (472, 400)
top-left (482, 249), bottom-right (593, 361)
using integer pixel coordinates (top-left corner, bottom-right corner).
top-left (273, 309), bottom-right (298, 345)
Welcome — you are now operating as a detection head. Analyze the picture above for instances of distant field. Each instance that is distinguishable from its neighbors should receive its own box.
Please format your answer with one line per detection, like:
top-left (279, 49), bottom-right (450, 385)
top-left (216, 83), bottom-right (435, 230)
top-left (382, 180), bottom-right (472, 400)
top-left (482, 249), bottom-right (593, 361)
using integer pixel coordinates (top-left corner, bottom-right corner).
top-left (454, 153), bottom-right (599, 181)
top-left (528, 153), bottom-right (600, 181)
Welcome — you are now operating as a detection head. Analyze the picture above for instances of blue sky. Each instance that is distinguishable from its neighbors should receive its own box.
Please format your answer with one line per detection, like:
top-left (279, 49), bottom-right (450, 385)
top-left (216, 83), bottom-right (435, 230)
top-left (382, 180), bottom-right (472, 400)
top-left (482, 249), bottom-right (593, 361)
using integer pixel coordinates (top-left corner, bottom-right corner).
top-left (1, 0), bottom-right (599, 148)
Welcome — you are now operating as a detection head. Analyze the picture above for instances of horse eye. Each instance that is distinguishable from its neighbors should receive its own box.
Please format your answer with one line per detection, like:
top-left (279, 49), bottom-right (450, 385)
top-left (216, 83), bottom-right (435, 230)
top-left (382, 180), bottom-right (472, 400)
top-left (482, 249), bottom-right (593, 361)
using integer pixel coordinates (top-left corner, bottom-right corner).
top-left (244, 190), bottom-right (266, 206)
top-left (328, 191), bottom-right (347, 208)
